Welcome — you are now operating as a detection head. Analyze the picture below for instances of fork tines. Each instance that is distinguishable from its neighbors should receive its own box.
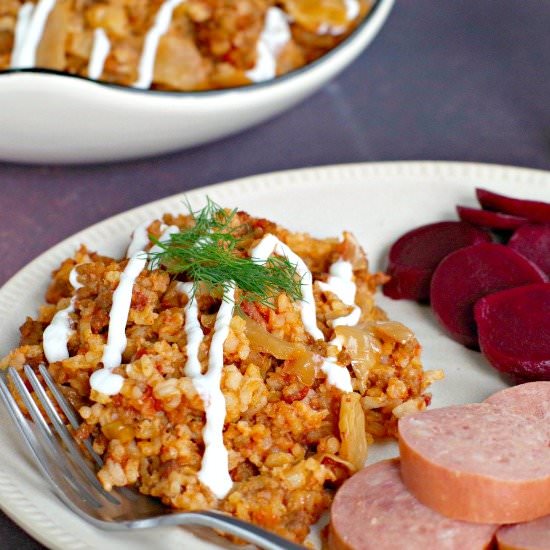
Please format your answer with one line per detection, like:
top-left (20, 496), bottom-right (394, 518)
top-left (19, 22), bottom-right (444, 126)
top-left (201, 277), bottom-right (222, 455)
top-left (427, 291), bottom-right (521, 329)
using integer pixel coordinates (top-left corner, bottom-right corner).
top-left (0, 365), bottom-right (120, 509)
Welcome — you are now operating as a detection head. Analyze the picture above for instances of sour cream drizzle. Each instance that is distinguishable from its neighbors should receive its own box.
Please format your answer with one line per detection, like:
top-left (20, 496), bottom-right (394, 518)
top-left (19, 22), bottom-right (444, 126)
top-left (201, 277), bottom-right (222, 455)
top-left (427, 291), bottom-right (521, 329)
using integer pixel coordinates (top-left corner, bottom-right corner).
top-left (317, 0), bottom-right (360, 36)
top-left (318, 260), bottom-right (361, 327)
top-left (133, 0), bottom-right (185, 89)
top-left (317, 259), bottom-right (359, 392)
top-left (126, 220), bottom-right (154, 258)
top-left (251, 234), bottom-right (324, 340)
top-left (11, 3), bottom-right (34, 66)
top-left (147, 225), bottom-right (179, 257)
top-left (88, 28), bottom-right (111, 80)
top-left (344, 0), bottom-right (361, 21)
top-left (250, 235), bottom-right (355, 391)
top-left (321, 356), bottom-right (353, 392)
top-left (177, 282), bottom-right (203, 378)
top-left (177, 282), bottom-right (235, 499)
top-left (246, 7), bottom-right (291, 83)
top-left (42, 265), bottom-right (84, 364)
top-left (126, 222), bottom-right (178, 259)
top-left (90, 254), bottom-right (147, 396)
top-left (10, 0), bottom-right (56, 68)
top-left (90, 222), bottom-right (181, 395)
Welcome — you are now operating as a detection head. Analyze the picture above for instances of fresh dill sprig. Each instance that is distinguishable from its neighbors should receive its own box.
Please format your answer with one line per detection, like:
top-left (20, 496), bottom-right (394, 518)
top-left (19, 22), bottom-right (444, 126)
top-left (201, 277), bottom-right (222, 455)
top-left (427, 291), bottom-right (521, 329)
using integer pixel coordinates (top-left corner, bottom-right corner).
top-left (148, 198), bottom-right (303, 308)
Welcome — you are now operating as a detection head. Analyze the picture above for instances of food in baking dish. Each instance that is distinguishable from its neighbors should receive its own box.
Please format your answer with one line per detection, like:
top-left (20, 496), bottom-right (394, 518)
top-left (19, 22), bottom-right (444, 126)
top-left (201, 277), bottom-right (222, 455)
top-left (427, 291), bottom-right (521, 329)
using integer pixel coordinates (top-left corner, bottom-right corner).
top-left (0, 0), bottom-right (373, 91)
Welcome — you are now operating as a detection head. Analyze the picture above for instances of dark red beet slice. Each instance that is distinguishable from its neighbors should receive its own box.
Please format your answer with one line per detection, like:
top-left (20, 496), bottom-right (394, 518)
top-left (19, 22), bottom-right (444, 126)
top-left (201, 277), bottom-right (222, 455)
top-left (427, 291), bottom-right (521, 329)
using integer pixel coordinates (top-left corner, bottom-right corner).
top-left (475, 283), bottom-right (550, 380)
top-left (456, 205), bottom-right (527, 230)
top-left (383, 222), bottom-right (491, 302)
top-left (430, 243), bottom-right (547, 349)
top-left (476, 188), bottom-right (550, 223)
top-left (508, 224), bottom-right (550, 278)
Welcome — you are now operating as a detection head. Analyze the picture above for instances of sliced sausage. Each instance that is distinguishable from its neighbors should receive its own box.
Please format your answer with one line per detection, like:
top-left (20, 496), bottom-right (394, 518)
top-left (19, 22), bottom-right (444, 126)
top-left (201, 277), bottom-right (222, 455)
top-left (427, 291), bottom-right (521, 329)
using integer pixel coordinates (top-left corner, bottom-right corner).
top-left (329, 459), bottom-right (497, 550)
top-left (496, 515), bottom-right (550, 550)
top-left (485, 381), bottom-right (550, 421)
top-left (398, 403), bottom-right (550, 524)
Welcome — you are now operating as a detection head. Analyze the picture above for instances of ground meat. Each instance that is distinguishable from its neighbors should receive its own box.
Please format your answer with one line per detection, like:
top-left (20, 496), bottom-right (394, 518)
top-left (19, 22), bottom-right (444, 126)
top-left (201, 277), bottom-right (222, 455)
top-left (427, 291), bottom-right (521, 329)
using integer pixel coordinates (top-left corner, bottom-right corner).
top-left (19, 317), bottom-right (45, 346)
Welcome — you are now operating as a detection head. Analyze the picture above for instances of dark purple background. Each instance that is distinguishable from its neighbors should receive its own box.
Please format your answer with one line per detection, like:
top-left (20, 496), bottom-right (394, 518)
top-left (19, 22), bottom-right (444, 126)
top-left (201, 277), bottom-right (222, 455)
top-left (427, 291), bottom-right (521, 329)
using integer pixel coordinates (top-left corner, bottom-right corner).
top-left (1, 0), bottom-right (549, 547)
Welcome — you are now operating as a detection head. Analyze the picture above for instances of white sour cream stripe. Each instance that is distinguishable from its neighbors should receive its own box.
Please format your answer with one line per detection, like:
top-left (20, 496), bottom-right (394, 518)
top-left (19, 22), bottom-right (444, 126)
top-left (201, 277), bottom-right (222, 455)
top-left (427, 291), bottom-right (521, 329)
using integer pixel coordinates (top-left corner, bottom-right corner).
top-left (178, 282), bottom-right (235, 499)
top-left (90, 254), bottom-right (147, 396)
top-left (126, 222), bottom-right (178, 260)
top-left (126, 219), bottom-right (155, 258)
top-left (176, 282), bottom-right (203, 378)
top-left (318, 260), bottom-right (361, 327)
top-left (11, 2), bottom-right (34, 66)
top-left (250, 233), bottom-right (324, 340)
top-left (317, 259), bottom-right (361, 392)
top-left (321, 357), bottom-right (353, 392)
top-left (89, 368), bottom-right (124, 397)
top-left (344, 0), bottom-right (361, 21)
top-left (68, 266), bottom-right (83, 290)
top-left (317, 0), bottom-right (360, 36)
top-left (91, 222), bottom-right (180, 395)
top-left (133, 0), bottom-right (185, 89)
top-left (147, 225), bottom-right (180, 256)
top-left (43, 265), bottom-right (84, 364)
top-left (88, 28), bottom-right (111, 80)
top-left (101, 254), bottom-right (147, 370)
top-left (10, 0), bottom-right (56, 68)
top-left (250, 236), bottom-right (353, 391)
top-left (195, 284), bottom-right (235, 499)
top-left (246, 7), bottom-right (291, 83)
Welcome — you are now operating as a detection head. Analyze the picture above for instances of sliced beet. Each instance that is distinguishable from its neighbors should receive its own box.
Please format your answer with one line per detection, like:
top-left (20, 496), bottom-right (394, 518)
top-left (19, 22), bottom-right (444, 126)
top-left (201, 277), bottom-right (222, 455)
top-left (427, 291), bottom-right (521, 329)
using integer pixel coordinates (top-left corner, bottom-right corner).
top-left (508, 223), bottom-right (550, 278)
top-left (383, 221), bottom-right (491, 302)
top-left (476, 188), bottom-right (550, 223)
top-left (430, 243), bottom-right (547, 349)
top-left (475, 283), bottom-right (550, 380)
top-left (456, 205), bottom-right (527, 230)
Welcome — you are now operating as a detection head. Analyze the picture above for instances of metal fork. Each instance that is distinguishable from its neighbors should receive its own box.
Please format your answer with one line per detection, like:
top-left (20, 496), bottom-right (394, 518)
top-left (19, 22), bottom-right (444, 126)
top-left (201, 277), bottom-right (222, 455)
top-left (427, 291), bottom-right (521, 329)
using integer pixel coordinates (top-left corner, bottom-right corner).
top-left (0, 365), bottom-right (305, 550)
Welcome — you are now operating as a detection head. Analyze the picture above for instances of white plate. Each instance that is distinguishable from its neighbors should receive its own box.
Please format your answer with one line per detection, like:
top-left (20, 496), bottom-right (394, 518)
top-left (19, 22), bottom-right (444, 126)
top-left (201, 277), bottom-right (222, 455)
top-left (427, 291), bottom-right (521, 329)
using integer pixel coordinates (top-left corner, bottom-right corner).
top-left (0, 0), bottom-right (393, 165)
top-left (0, 161), bottom-right (549, 549)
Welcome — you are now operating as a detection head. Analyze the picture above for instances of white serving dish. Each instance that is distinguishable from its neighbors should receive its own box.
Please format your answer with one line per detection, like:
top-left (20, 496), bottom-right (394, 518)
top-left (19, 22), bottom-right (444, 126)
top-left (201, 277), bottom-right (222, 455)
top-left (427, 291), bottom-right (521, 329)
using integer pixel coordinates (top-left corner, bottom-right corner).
top-left (0, 0), bottom-right (393, 165)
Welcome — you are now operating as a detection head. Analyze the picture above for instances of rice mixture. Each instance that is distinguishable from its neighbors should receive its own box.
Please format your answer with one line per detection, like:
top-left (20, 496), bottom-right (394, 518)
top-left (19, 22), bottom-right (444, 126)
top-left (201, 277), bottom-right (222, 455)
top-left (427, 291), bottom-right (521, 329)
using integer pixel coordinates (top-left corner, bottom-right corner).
top-left (0, 0), bottom-right (372, 91)
top-left (0, 208), bottom-right (442, 543)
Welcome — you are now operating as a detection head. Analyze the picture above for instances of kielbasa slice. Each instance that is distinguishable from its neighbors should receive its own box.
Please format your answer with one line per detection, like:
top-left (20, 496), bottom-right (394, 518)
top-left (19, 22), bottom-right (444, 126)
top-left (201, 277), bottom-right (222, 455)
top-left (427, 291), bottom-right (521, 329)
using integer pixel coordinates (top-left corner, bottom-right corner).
top-left (485, 381), bottom-right (550, 421)
top-left (329, 459), bottom-right (497, 550)
top-left (398, 403), bottom-right (550, 524)
top-left (496, 515), bottom-right (550, 550)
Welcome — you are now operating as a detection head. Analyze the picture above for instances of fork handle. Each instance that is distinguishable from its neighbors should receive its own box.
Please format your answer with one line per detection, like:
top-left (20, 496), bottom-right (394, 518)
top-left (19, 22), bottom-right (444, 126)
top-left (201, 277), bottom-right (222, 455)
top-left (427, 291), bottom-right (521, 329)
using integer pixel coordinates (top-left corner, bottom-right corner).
top-left (126, 510), bottom-right (306, 550)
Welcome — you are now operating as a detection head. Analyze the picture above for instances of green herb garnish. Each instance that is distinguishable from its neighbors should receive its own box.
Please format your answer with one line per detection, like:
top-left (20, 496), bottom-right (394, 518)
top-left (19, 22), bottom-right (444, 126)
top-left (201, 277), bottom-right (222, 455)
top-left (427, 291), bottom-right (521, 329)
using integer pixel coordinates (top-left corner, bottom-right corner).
top-left (148, 199), bottom-right (303, 308)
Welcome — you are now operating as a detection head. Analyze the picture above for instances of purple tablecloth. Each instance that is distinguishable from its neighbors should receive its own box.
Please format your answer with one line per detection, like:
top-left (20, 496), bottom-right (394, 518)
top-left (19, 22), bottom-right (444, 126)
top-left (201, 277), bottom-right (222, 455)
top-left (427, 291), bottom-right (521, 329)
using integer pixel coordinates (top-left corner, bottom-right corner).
top-left (1, 0), bottom-right (549, 547)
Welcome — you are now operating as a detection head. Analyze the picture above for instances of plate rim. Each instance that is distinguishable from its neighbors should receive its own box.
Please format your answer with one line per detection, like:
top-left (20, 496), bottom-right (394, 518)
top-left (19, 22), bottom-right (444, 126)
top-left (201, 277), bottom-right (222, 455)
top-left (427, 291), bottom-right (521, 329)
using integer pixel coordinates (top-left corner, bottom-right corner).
top-left (2, 160), bottom-right (549, 293)
top-left (1, 160), bottom-right (549, 550)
